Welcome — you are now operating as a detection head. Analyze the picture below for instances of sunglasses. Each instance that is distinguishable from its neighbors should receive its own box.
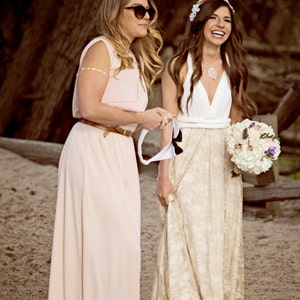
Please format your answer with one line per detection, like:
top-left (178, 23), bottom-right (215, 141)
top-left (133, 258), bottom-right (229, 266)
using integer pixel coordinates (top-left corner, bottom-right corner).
top-left (124, 5), bottom-right (155, 20)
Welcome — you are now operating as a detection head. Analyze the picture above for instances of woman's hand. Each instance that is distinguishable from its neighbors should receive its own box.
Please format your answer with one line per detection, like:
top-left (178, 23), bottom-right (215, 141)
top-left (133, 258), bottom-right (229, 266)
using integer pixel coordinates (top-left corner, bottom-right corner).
top-left (156, 176), bottom-right (176, 206)
top-left (139, 107), bottom-right (173, 131)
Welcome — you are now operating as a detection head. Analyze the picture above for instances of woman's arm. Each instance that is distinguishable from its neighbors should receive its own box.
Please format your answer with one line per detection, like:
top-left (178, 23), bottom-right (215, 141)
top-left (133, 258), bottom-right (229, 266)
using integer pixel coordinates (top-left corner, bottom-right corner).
top-left (77, 41), bottom-right (170, 130)
top-left (156, 61), bottom-right (183, 206)
top-left (230, 104), bottom-right (243, 124)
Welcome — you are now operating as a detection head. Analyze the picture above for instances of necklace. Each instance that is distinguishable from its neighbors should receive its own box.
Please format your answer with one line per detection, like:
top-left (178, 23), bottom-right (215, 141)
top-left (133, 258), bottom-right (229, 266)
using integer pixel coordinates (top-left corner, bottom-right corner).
top-left (203, 58), bottom-right (220, 80)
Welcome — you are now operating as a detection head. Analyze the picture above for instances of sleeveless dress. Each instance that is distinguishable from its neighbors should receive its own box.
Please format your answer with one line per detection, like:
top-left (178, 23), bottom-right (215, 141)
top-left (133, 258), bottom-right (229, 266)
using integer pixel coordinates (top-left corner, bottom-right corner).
top-left (152, 54), bottom-right (244, 300)
top-left (48, 37), bottom-right (148, 300)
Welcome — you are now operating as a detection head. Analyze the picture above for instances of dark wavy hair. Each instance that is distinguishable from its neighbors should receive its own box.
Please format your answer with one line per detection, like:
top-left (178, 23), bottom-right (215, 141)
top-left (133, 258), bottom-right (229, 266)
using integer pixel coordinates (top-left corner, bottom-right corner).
top-left (168, 0), bottom-right (257, 119)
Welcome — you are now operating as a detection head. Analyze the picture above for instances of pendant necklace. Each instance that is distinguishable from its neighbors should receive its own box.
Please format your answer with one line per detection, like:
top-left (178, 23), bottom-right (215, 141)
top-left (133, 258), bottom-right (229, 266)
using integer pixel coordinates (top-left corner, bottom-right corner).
top-left (203, 58), bottom-right (221, 80)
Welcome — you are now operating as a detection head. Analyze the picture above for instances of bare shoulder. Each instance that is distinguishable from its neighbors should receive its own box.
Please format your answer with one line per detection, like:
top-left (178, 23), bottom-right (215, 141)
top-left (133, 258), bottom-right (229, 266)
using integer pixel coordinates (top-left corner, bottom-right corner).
top-left (85, 41), bottom-right (109, 60)
top-left (81, 40), bottom-right (110, 70)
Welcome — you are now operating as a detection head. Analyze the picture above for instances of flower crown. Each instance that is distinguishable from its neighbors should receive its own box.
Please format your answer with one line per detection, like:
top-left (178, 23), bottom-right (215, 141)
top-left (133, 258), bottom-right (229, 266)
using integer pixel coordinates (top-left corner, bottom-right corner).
top-left (189, 0), bottom-right (235, 22)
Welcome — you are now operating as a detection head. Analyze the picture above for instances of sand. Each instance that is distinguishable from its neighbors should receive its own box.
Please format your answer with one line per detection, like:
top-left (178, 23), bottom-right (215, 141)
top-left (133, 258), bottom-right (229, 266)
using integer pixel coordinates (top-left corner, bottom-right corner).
top-left (0, 147), bottom-right (299, 300)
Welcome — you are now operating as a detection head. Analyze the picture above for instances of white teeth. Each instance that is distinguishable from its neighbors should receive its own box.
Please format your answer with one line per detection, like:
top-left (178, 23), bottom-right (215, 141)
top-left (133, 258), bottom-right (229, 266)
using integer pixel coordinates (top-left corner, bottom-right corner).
top-left (212, 31), bottom-right (224, 36)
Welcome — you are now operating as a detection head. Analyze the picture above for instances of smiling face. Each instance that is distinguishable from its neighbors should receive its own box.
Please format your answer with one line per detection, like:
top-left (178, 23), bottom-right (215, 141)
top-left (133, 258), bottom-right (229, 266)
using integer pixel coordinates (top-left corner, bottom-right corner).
top-left (119, 0), bottom-right (151, 43)
top-left (203, 6), bottom-right (232, 48)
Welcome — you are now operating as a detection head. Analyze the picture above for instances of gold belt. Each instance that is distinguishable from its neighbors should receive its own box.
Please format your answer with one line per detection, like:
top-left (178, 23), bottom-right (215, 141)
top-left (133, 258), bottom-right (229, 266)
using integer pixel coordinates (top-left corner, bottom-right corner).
top-left (79, 118), bottom-right (132, 137)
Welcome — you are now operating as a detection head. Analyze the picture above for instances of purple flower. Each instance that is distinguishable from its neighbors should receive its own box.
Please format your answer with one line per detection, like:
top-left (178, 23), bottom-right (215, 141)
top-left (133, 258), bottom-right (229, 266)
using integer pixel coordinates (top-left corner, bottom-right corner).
top-left (249, 122), bottom-right (256, 128)
top-left (267, 146), bottom-right (276, 156)
top-left (242, 128), bottom-right (248, 140)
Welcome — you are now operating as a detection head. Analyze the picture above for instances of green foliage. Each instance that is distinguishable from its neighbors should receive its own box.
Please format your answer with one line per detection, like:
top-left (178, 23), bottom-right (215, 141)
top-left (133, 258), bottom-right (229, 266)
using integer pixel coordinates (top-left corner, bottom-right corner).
top-left (279, 156), bottom-right (300, 177)
top-left (289, 171), bottom-right (300, 180)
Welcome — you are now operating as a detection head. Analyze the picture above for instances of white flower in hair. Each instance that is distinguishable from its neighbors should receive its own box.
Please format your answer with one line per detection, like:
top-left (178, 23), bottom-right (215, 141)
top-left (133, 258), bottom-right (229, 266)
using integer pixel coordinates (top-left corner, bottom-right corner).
top-left (223, 0), bottom-right (235, 13)
top-left (189, 0), bottom-right (202, 22)
top-left (189, 0), bottom-right (235, 23)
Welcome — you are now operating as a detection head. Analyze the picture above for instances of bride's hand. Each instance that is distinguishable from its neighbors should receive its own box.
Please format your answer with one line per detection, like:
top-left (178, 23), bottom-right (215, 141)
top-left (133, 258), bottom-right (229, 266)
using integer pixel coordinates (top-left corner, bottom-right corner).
top-left (156, 176), bottom-right (176, 206)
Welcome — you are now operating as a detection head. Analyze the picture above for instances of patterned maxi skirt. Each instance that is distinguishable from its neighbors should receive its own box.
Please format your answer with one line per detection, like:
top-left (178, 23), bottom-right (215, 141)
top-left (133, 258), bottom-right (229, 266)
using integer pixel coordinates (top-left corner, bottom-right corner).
top-left (152, 127), bottom-right (244, 300)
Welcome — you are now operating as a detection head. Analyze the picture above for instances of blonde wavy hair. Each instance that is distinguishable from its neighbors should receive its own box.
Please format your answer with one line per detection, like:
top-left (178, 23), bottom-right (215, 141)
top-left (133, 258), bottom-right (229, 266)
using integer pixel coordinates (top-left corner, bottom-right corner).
top-left (96, 0), bottom-right (163, 93)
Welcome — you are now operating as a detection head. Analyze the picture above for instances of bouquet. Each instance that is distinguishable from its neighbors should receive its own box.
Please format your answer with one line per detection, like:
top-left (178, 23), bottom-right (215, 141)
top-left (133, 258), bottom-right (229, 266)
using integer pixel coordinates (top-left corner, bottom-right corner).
top-left (225, 119), bottom-right (281, 175)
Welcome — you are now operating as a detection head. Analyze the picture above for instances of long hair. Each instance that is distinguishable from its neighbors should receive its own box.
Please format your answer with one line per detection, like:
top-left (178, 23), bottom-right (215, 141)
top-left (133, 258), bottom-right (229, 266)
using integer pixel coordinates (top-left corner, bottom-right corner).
top-left (168, 0), bottom-right (257, 119)
top-left (96, 0), bottom-right (163, 92)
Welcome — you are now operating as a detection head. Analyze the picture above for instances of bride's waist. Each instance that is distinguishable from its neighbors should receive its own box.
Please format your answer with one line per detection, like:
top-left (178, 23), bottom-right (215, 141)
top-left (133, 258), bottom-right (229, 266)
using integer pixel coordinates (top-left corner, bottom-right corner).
top-left (178, 117), bottom-right (230, 128)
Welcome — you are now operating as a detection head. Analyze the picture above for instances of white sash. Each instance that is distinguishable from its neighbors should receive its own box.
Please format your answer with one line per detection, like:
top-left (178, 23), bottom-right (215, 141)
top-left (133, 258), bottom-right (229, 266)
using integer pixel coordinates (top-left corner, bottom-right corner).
top-left (137, 119), bottom-right (182, 165)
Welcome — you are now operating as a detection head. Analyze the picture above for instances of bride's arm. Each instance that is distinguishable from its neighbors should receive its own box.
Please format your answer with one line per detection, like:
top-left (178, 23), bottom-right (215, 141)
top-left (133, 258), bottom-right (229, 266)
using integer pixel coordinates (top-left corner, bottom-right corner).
top-left (230, 105), bottom-right (243, 124)
top-left (156, 60), bottom-right (183, 206)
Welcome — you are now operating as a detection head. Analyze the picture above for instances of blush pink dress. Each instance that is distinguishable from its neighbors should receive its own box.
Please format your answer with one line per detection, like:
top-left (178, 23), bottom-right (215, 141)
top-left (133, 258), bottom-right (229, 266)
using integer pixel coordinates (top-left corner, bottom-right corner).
top-left (48, 36), bottom-right (148, 300)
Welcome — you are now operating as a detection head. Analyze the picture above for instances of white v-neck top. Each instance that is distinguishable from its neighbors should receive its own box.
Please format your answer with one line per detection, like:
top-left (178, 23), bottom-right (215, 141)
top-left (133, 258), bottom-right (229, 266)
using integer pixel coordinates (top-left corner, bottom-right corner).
top-left (178, 53), bottom-right (232, 128)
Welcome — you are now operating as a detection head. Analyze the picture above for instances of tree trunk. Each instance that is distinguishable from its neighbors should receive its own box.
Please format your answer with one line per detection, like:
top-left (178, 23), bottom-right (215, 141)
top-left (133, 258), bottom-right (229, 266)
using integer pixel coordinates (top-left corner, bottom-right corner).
top-left (274, 85), bottom-right (300, 134)
top-left (16, 0), bottom-right (103, 142)
top-left (0, 0), bottom-right (60, 135)
top-left (0, 0), bottom-right (102, 142)
top-left (156, 1), bottom-right (193, 46)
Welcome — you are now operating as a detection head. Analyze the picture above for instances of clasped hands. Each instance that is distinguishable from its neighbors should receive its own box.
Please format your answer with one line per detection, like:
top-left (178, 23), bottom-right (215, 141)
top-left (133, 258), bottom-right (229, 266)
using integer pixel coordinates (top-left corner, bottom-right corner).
top-left (159, 112), bottom-right (172, 129)
top-left (141, 107), bottom-right (173, 131)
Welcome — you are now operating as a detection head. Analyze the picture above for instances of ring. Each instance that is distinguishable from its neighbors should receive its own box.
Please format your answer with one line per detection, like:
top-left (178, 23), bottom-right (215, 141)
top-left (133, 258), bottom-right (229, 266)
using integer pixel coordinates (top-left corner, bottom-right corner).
top-left (159, 117), bottom-right (167, 129)
top-left (167, 194), bottom-right (175, 202)
top-left (162, 116), bottom-right (169, 125)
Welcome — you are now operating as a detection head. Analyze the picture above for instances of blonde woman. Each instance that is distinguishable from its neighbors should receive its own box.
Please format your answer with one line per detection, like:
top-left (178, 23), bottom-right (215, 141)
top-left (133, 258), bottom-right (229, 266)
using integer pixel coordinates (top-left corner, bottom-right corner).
top-left (48, 0), bottom-right (171, 299)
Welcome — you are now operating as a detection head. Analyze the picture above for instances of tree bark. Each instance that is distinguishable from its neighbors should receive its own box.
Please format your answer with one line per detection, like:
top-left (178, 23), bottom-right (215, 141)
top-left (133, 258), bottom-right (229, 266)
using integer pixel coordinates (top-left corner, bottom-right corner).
top-left (274, 85), bottom-right (300, 134)
top-left (244, 41), bottom-right (300, 59)
top-left (15, 0), bottom-right (103, 142)
top-left (0, 0), bottom-right (60, 135)
top-left (0, 0), bottom-right (102, 142)
top-left (156, 1), bottom-right (193, 46)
